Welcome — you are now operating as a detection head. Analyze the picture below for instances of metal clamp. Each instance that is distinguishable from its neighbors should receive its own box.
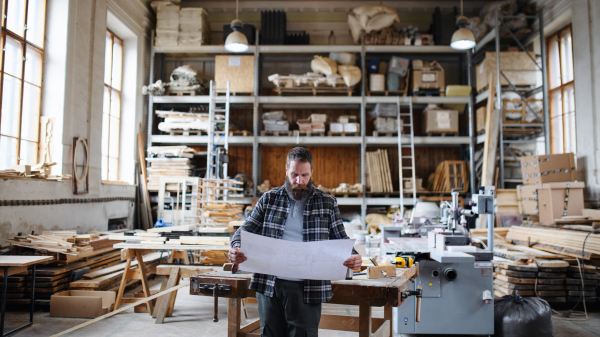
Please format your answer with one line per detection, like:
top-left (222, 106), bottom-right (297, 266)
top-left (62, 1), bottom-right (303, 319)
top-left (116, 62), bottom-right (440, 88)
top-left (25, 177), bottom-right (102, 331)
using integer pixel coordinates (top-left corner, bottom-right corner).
top-left (196, 283), bottom-right (232, 322)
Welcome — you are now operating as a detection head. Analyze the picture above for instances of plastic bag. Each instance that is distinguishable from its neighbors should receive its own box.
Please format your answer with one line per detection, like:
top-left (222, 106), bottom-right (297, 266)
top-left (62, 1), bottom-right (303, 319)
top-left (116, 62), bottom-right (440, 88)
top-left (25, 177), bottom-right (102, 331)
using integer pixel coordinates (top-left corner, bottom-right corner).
top-left (494, 291), bottom-right (553, 337)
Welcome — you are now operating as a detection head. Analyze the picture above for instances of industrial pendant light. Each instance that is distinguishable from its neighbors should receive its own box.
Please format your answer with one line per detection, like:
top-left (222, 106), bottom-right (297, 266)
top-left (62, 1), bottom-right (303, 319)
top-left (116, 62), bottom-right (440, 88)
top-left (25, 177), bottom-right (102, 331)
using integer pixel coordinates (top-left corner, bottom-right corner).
top-left (225, 0), bottom-right (249, 52)
top-left (450, 0), bottom-right (476, 50)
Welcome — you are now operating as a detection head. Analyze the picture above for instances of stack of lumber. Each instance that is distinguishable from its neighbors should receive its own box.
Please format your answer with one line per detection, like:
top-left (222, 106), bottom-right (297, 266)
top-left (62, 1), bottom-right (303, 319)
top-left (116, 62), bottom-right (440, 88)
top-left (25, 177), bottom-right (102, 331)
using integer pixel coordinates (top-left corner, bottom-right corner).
top-left (0, 273), bottom-right (28, 305)
top-left (69, 252), bottom-right (162, 292)
top-left (533, 260), bottom-right (569, 302)
top-left (7, 231), bottom-right (124, 264)
top-left (0, 163), bottom-right (71, 181)
top-left (19, 250), bottom-right (123, 305)
top-left (366, 149), bottom-right (393, 193)
top-left (198, 179), bottom-right (245, 226)
top-left (566, 263), bottom-right (599, 302)
top-left (427, 160), bottom-right (469, 192)
top-left (505, 226), bottom-right (600, 259)
top-left (146, 146), bottom-right (199, 191)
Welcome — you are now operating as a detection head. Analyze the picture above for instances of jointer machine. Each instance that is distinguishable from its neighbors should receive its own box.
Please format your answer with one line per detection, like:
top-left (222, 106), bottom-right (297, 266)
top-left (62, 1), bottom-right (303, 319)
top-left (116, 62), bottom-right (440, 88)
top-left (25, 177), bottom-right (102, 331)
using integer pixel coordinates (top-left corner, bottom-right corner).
top-left (385, 186), bottom-right (496, 336)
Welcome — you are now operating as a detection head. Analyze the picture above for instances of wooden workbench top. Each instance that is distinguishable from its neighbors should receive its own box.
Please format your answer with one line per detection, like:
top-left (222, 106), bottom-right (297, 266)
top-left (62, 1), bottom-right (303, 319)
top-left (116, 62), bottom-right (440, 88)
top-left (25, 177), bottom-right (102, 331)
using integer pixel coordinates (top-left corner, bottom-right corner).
top-left (0, 255), bottom-right (54, 266)
top-left (113, 243), bottom-right (229, 250)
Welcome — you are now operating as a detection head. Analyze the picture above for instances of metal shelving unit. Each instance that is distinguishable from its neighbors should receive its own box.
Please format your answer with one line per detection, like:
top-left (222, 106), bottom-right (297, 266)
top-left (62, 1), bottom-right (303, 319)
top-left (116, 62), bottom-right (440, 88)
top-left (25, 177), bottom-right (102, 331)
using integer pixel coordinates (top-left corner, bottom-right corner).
top-left (471, 8), bottom-right (550, 188)
top-left (147, 35), bottom-right (474, 221)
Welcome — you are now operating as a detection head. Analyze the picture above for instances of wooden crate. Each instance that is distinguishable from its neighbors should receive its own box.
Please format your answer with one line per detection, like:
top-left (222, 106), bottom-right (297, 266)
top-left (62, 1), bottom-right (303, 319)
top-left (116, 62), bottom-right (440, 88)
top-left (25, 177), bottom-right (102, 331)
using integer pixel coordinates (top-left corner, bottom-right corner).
top-left (476, 52), bottom-right (537, 92)
top-left (496, 189), bottom-right (519, 214)
top-left (215, 55), bottom-right (255, 94)
top-left (503, 99), bottom-right (543, 124)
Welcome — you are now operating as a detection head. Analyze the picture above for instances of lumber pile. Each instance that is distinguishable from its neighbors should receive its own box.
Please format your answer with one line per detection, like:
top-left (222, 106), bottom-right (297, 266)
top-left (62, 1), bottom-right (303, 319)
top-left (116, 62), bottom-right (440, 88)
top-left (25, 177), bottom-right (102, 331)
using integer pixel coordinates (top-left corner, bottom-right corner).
top-left (366, 149), bottom-right (394, 193)
top-left (0, 163), bottom-right (71, 181)
top-left (146, 146), bottom-right (201, 192)
top-left (0, 273), bottom-right (29, 305)
top-left (427, 160), bottom-right (469, 192)
top-left (505, 226), bottom-right (600, 259)
top-left (566, 264), bottom-right (600, 302)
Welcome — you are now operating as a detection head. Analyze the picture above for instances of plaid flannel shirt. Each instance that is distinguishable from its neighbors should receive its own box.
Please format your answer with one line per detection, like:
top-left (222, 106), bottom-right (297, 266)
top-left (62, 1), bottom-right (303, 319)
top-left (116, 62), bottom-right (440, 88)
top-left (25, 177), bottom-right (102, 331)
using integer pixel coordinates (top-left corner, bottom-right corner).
top-left (231, 185), bottom-right (355, 304)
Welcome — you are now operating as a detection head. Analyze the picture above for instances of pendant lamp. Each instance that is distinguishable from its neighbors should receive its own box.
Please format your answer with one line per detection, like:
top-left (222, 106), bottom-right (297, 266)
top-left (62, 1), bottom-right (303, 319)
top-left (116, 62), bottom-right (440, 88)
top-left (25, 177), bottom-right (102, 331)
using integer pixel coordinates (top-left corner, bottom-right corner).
top-left (225, 0), bottom-right (248, 52)
top-left (450, 0), bottom-right (476, 50)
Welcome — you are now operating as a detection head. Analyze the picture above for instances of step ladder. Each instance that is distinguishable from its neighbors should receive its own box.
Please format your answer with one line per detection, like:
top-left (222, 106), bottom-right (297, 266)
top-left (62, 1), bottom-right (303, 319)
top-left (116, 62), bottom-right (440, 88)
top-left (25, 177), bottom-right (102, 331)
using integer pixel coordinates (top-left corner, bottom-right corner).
top-left (206, 80), bottom-right (231, 180)
top-left (397, 96), bottom-right (417, 211)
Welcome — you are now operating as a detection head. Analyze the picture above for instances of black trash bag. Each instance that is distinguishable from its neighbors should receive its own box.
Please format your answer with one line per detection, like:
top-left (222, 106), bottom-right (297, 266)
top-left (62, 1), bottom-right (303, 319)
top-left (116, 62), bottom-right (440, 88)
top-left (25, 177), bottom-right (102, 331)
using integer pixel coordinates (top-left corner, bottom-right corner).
top-left (494, 290), bottom-right (553, 337)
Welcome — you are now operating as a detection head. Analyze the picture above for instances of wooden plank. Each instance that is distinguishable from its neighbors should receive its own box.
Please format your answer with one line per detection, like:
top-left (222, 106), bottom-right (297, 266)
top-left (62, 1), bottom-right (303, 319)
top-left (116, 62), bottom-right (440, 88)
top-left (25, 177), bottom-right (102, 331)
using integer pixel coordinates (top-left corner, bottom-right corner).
top-left (51, 281), bottom-right (190, 337)
top-left (138, 127), bottom-right (153, 229)
top-left (136, 250), bottom-right (154, 315)
top-left (228, 298), bottom-right (242, 337)
top-left (480, 78), bottom-right (497, 228)
top-left (155, 266), bottom-right (180, 324)
top-left (494, 273), bottom-right (536, 284)
top-left (0, 266), bottom-right (27, 277)
top-left (0, 256), bottom-right (54, 266)
top-left (359, 303), bottom-right (372, 337)
top-left (318, 314), bottom-right (385, 333)
top-left (156, 265), bottom-right (214, 278)
top-left (496, 269), bottom-right (537, 278)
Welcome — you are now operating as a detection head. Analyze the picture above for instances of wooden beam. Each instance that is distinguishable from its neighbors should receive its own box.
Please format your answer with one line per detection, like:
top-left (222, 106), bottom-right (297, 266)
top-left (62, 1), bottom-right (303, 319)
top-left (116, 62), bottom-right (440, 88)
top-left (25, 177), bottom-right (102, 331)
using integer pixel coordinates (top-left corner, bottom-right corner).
top-left (480, 78), bottom-right (498, 228)
top-left (371, 320), bottom-right (391, 337)
top-left (318, 314), bottom-right (385, 332)
top-left (51, 282), bottom-right (190, 337)
top-left (155, 267), bottom-right (180, 324)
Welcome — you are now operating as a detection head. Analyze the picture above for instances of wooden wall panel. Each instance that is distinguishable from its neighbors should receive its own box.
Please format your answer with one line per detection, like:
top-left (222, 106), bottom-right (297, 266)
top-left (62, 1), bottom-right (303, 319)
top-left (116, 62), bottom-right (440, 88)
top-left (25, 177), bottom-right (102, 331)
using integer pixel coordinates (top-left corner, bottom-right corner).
top-left (228, 146), bottom-right (253, 178)
top-left (261, 146), bottom-right (359, 188)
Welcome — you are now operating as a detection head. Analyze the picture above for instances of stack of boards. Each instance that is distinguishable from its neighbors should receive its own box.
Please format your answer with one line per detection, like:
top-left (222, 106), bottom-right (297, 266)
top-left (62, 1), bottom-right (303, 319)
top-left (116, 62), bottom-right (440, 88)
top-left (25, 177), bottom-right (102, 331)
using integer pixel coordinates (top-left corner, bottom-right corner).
top-left (146, 146), bottom-right (198, 192)
top-left (566, 264), bottom-right (600, 302)
top-left (366, 149), bottom-right (393, 193)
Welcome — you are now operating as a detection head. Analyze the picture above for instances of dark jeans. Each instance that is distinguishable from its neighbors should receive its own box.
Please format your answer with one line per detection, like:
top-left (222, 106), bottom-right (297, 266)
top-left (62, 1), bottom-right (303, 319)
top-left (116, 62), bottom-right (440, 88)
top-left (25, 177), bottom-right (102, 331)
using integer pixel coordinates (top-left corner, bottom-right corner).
top-left (256, 279), bottom-right (322, 337)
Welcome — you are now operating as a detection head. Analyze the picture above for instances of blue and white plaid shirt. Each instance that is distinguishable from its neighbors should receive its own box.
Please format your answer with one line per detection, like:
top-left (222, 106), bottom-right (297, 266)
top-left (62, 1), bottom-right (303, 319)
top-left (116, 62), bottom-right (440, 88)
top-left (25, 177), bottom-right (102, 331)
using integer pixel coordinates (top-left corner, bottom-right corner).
top-left (231, 185), bottom-right (355, 303)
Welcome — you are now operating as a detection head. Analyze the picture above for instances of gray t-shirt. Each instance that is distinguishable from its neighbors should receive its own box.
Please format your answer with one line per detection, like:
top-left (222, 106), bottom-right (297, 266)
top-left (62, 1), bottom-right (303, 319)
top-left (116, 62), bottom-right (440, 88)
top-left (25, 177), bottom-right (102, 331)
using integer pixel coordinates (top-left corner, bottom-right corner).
top-left (278, 191), bottom-right (311, 281)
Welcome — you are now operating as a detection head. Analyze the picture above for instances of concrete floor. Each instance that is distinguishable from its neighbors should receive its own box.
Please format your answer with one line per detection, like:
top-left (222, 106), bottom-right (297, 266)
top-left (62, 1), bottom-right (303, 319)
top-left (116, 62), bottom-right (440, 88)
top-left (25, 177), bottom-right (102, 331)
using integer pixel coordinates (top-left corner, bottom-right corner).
top-left (4, 276), bottom-right (600, 337)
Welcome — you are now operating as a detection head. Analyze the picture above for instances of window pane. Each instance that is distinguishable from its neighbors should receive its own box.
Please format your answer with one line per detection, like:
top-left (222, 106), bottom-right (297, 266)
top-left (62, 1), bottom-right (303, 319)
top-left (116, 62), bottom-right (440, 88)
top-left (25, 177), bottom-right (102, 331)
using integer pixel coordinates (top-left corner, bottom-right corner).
top-left (26, 0), bottom-right (46, 48)
top-left (109, 116), bottom-right (120, 158)
top-left (21, 83), bottom-right (40, 141)
top-left (550, 90), bottom-right (562, 118)
top-left (6, 0), bottom-right (26, 37)
top-left (101, 155), bottom-right (108, 180)
top-left (108, 157), bottom-right (118, 181)
top-left (4, 36), bottom-right (23, 78)
top-left (564, 85), bottom-right (575, 114)
top-left (564, 113), bottom-right (576, 154)
top-left (24, 46), bottom-right (42, 86)
top-left (1, 74), bottom-right (22, 137)
top-left (110, 90), bottom-right (120, 118)
top-left (103, 86), bottom-right (110, 114)
top-left (111, 38), bottom-right (122, 91)
top-left (551, 117), bottom-right (564, 154)
top-left (104, 32), bottom-right (112, 85)
top-left (102, 113), bottom-right (109, 156)
top-left (19, 139), bottom-right (37, 165)
top-left (560, 29), bottom-right (574, 84)
top-left (548, 37), bottom-right (561, 89)
top-left (0, 136), bottom-right (18, 169)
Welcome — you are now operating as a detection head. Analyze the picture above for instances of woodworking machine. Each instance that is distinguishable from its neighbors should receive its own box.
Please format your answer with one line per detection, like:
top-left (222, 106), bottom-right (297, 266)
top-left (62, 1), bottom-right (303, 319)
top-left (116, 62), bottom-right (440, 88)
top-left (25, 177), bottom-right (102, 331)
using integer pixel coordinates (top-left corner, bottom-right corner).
top-left (383, 186), bottom-right (496, 336)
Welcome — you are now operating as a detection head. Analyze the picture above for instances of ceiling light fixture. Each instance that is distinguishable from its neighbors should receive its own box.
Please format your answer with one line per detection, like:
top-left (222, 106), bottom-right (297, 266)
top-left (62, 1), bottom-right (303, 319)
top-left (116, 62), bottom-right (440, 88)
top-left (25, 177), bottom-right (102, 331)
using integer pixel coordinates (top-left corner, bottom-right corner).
top-left (450, 0), bottom-right (476, 50)
top-left (225, 0), bottom-right (249, 52)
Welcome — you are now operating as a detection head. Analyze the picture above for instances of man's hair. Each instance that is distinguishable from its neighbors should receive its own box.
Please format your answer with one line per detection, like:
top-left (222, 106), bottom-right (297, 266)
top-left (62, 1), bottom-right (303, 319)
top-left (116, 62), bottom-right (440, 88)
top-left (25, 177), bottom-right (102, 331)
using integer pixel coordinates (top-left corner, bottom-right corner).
top-left (286, 147), bottom-right (313, 169)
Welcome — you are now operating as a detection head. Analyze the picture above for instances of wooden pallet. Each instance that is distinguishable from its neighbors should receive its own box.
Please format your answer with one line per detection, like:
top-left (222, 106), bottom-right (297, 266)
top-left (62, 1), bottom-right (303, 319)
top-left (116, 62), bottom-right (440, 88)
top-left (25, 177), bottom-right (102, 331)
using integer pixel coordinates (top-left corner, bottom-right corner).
top-left (165, 90), bottom-right (198, 96)
top-left (260, 130), bottom-right (293, 136)
top-left (229, 130), bottom-right (252, 136)
top-left (293, 130), bottom-right (325, 137)
top-left (427, 131), bottom-right (458, 137)
top-left (274, 86), bottom-right (355, 96)
top-left (372, 131), bottom-right (399, 137)
top-left (367, 90), bottom-right (408, 96)
top-left (166, 129), bottom-right (208, 136)
top-left (327, 132), bottom-right (360, 137)
top-left (413, 89), bottom-right (445, 96)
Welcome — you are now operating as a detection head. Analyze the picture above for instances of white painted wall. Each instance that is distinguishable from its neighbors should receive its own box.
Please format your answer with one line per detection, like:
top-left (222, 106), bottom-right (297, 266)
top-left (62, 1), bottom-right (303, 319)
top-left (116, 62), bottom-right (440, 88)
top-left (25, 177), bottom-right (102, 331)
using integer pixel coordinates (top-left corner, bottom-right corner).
top-left (0, 0), bottom-right (152, 243)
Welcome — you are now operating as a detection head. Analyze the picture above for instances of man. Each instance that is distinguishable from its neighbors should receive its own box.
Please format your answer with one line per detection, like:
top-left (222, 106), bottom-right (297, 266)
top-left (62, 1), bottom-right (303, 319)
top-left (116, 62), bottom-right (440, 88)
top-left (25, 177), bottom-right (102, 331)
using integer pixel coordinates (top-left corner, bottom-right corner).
top-left (228, 147), bottom-right (362, 337)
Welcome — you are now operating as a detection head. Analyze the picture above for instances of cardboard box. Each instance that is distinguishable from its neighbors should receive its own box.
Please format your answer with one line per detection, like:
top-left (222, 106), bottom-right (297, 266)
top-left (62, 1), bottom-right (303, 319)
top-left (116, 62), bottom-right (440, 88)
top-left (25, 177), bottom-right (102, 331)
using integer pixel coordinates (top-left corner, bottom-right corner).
top-left (476, 106), bottom-right (486, 133)
top-left (329, 123), bottom-right (343, 133)
top-left (520, 153), bottom-right (577, 185)
top-left (496, 189), bottom-right (519, 214)
top-left (215, 55), bottom-right (255, 94)
top-left (50, 290), bottom-right (116, 318)
top-left (476, 52), bottom-right (537, 92)
top-left (423, 108), bottom-right (458, 134)
top-left (412, 60), bottom-right (445, 93)
top-left (344, 123), bottom-right (360, 133)
top-left (309, 114), bottom-right (327, 123)
top-left (517, 184), bottom-right (540, 215)
top-left (537, 182), bottom-right (585, 224)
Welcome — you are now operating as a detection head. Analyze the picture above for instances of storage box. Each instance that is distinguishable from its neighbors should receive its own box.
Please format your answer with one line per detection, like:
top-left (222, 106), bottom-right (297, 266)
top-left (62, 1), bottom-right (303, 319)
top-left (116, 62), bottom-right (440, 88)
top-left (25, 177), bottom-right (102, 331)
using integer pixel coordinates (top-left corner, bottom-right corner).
top-left (537, 182), bottom-right (585, 225)
top-left (476, 52), bottom-right (537, 92)
top-left (50, 290), bottom-right (116, 318)
top-left (423, 108), bottom-right (458, 134)
top-left (215, 56), bottom-right (255, 94)
top-left (338, 115), bottom-right (357, 124)
top-left (517, 184), bottom-right (540, 215)
top-left (297, 119), bottom-right (312, 131)
top-left (329, 123), bottom-right (343, 133)
top-left (344, 123), bottom-right (360, 133)
top-left (412, 60), bottom-right (445, 93)
top-left (520, 153), bottom-right (577, 185)
top-left (309, 114), bottom-right (327, 123)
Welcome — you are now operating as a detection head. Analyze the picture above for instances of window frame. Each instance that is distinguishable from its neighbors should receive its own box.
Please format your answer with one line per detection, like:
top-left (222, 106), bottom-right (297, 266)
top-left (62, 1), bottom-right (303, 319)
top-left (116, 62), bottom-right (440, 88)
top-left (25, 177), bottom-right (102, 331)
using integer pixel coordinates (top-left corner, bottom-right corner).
top-left (546, 24), bottom-right (576, 154)
top-left (0, 0), bottom-right (46, 168)
top-left (102, 29), bottom-right (123, 181)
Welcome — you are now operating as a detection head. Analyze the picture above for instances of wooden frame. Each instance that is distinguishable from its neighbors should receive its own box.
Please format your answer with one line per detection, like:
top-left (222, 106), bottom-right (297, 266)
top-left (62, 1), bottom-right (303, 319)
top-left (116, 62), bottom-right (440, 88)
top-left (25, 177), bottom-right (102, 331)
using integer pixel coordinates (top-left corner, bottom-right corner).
top-left (0, 0), bottom-right (47, 168)
top-left (546, 24), bottom-right (575, 154)
top-left (72, 137), bottom-right (89, 195)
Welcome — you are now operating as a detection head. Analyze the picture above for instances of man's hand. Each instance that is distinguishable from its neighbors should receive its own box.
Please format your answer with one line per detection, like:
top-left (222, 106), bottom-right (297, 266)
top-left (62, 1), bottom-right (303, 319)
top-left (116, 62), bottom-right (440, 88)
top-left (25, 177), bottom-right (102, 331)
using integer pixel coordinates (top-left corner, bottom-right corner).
top-left (343, 254), bottom-right (362, 271)
top-left (228, 247), bottom-right (247, 264)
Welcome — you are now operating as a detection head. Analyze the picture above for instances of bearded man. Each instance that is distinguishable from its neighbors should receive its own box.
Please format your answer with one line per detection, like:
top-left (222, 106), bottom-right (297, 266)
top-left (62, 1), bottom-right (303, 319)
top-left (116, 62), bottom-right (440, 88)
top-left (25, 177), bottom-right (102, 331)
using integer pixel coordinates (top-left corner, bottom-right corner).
top-left (228, 146), bottom-right (362, 337)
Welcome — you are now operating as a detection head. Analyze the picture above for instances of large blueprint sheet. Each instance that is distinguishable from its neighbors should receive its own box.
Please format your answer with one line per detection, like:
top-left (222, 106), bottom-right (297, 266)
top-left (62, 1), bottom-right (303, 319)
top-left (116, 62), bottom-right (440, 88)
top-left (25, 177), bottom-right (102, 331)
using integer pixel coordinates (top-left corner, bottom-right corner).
top-left (239, 231), bottom-right (356, 281)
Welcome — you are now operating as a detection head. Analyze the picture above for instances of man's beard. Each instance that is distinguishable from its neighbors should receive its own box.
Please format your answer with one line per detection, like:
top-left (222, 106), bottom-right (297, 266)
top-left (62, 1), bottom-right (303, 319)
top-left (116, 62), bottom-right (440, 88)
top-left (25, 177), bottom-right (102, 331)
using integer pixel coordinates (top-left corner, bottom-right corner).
top-left (284, 177), bottom-right (314, 201)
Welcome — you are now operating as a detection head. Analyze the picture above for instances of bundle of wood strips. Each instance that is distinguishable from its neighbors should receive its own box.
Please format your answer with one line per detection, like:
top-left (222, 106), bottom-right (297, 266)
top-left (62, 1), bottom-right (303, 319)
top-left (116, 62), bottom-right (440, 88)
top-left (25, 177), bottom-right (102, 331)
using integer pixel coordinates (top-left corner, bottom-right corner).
top-left (366, 149), bottom-right (393, 193)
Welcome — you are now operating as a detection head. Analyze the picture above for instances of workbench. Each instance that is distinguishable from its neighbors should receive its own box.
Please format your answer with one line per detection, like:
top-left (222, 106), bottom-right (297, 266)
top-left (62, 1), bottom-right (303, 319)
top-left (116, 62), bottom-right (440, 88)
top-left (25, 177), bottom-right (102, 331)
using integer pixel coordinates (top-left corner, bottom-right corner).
top-left (0, 256), bottom-right (54, 337)
top-left (111, 243), bottom-right (227, 320)
top-left (190, 266), bottom-right (418, 337)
